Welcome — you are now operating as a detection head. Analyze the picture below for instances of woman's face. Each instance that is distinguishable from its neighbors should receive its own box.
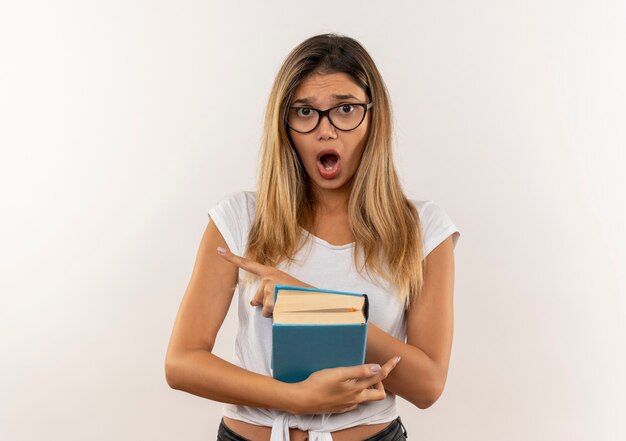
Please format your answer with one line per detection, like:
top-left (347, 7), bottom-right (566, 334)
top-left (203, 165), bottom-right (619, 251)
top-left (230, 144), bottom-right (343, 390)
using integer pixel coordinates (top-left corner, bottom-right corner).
top-left (288, 71), bottom-right (370, 197)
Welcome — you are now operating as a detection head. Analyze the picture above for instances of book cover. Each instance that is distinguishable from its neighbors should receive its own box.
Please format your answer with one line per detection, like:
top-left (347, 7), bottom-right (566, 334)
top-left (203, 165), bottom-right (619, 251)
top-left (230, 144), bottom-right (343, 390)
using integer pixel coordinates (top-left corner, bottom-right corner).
top-left (271, 284), bottom-right (369, 383)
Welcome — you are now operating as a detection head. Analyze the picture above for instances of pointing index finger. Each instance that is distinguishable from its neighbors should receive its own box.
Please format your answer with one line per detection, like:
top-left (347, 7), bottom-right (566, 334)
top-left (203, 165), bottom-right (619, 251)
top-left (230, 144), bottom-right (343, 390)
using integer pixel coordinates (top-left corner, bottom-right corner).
top-left (217, 246), bottom-right (267, 277)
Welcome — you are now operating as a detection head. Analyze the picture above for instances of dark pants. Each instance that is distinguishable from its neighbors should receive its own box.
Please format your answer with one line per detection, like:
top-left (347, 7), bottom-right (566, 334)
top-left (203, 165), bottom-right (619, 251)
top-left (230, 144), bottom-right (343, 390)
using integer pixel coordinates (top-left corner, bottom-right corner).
top-left (217, 416), bottom-right (408, 441)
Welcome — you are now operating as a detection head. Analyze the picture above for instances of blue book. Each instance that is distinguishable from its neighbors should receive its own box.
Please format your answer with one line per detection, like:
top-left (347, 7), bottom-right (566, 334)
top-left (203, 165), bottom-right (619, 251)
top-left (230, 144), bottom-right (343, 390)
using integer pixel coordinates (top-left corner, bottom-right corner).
top-left (271, 284), bottom-right (369, 383)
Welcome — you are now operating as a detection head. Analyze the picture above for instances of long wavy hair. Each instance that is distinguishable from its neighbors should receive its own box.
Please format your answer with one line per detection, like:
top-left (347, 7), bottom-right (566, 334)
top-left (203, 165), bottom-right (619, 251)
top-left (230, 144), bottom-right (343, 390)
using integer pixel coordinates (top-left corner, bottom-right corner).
top-left (243, 33), bottom-right (425, 306)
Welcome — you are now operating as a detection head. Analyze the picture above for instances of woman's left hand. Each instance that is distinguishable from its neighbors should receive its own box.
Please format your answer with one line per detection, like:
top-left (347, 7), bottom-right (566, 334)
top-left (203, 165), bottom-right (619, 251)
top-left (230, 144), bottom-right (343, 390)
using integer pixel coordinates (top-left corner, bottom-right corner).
top-left (216, 246), bottom-right (315, 317)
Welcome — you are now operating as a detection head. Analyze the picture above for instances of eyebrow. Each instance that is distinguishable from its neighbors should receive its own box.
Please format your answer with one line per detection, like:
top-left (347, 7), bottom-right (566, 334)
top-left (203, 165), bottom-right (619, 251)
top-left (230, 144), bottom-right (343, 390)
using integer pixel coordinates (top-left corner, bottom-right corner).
top-left (291, 94), bottom-right (361, 105)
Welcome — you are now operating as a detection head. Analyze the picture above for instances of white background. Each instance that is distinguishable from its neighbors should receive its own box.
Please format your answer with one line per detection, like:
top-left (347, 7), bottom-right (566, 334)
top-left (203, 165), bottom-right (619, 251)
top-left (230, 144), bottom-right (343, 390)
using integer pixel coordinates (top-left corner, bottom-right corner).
top-left (1, 1), bottom-right (624, 440)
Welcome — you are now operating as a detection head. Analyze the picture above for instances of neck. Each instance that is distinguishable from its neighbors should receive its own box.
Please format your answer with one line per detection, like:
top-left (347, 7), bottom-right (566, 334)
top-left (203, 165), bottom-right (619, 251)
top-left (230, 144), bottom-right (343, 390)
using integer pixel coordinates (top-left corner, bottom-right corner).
top-left (311, 186), bottom-right (350, 215)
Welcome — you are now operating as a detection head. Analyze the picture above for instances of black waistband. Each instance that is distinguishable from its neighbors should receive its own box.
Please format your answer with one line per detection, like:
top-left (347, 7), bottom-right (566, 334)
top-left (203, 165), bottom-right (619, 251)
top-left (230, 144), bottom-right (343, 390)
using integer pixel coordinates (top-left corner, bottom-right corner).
top-left (218, 416), bottom-right (408, 441)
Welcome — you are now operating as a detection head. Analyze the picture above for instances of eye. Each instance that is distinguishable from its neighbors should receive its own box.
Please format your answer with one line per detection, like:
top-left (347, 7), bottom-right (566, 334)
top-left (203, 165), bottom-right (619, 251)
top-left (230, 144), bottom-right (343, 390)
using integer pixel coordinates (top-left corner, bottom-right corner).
top-left (296, 107), bottom-right (315, 117)
top-left (337, 104), bottom-right (355, 114)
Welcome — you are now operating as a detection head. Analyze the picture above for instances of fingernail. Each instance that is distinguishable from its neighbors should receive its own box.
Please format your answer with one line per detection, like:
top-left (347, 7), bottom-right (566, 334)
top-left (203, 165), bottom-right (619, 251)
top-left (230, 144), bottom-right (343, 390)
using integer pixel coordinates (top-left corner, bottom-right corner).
top-left (370, 364), bottom-right (381, 372)
top-left (395, 356), bottom-right (401, 364)
top-left (217, 246), bottom-right (226, 255)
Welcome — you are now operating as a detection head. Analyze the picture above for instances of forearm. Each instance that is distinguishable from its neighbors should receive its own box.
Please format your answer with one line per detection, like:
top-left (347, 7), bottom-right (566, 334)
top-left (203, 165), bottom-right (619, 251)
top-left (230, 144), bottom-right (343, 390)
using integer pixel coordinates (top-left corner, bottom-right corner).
top-left (166, 349), bottom-right (298, 412)
top-left (365, 323), bottom-right (444, 409)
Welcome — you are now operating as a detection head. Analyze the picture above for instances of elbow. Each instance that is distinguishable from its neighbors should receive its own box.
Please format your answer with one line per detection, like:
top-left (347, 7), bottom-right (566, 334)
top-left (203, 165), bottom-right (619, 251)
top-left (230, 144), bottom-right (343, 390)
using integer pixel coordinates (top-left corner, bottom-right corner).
top-left (415, 388), bottom-right (442, 410)
top-left (164, 345), bottom-right (214, 390)
top-left (165, 355), bottom-right (181, 390)
top-left (414, 375), bottom-right (446, 409)
top-left (415, 393), bottom-right (439, 409)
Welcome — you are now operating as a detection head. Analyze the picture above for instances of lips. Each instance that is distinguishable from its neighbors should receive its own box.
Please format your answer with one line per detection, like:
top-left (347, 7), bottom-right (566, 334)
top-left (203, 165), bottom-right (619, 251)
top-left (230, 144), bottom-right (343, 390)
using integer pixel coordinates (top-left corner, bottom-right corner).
top-left (316, 149), bottom-right (341, 179)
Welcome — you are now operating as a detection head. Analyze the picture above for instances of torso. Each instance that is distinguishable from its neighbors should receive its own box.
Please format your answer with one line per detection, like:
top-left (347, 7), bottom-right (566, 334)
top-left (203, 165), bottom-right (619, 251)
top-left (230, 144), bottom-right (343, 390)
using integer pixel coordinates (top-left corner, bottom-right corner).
top-left (224, 203), bottom-right (393, 441)
top-left (223, 417), bottom-right (393, 441)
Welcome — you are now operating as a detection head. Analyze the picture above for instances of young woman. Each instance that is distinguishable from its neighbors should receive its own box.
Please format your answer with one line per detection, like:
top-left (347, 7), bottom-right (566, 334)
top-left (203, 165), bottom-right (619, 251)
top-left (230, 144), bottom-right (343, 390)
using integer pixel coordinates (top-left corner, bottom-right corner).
top-left (165, 33), bottom-right (460, 441)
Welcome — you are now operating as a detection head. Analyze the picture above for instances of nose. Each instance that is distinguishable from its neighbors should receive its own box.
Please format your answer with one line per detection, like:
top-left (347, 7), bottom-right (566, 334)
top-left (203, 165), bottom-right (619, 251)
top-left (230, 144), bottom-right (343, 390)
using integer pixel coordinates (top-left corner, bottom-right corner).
top-left (317, 113), bottom-right (337, 140)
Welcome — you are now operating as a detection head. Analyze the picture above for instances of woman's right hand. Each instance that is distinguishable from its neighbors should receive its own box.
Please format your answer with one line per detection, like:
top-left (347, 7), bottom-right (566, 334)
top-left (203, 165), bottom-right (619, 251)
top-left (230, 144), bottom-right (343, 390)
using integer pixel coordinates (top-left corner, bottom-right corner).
top-left (289, 355), bottom-right (401, 415)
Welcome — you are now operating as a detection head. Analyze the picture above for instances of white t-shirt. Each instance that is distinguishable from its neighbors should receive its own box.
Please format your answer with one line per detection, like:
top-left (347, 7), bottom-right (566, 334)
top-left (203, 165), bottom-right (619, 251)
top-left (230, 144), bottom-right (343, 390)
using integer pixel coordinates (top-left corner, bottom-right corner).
top-left (208, 190), bottom-right (460, 441)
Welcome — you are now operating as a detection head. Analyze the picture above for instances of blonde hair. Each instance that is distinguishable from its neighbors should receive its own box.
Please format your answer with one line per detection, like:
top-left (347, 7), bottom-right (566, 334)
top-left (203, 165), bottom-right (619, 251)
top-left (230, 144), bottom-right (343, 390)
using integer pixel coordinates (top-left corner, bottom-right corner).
top-left (243, 33), bottom-right (425, 306)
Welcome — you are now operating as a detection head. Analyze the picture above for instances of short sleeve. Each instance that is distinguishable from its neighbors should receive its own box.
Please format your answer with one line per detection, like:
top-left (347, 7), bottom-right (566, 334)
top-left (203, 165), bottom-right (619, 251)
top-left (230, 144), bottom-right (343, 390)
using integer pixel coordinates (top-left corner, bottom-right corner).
top-left (208, 191), bottom-right (254, 256)
top-left (417, 200), bottom-right (461, 259)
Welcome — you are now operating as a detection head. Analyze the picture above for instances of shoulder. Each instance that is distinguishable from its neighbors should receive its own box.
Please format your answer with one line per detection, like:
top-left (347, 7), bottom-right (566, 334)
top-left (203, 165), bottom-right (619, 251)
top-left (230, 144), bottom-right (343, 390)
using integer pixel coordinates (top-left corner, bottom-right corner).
top-left (407, 198), bottom-right (461, 259)
top-left (211, 190), bottom-right (257, 216)
top-left (208, 190), bottom-right (257, 256)
top-left (409, 199), bottom-right (450, 224)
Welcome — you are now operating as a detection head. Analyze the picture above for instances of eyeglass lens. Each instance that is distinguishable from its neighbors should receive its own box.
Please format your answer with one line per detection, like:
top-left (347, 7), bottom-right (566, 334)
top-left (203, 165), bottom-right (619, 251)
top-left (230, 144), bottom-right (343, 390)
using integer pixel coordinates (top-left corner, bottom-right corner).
top-left (287, 104), bottom-right (366, 132)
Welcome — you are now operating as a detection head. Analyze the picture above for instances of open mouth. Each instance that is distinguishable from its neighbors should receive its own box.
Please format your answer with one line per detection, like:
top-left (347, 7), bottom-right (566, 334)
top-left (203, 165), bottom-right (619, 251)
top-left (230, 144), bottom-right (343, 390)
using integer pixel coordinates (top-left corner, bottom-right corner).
top-left (316, 150), bottom-right (341, 178)
top-left (319, 153), bottom-right (339, 170)
top-left (317, 149), bottom-right (341, 168)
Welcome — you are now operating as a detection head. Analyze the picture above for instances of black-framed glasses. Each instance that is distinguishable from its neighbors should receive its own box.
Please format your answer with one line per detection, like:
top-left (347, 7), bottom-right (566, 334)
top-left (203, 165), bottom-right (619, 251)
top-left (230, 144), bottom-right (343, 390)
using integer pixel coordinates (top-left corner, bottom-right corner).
top-left (286, 102), bottom-right (374, 133)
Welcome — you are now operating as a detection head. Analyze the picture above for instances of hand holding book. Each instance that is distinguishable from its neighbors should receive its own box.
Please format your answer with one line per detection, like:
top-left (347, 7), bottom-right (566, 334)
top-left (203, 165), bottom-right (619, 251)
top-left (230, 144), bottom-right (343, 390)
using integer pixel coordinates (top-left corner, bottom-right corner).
top-left (288, 355), bottom-right (401, 415)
